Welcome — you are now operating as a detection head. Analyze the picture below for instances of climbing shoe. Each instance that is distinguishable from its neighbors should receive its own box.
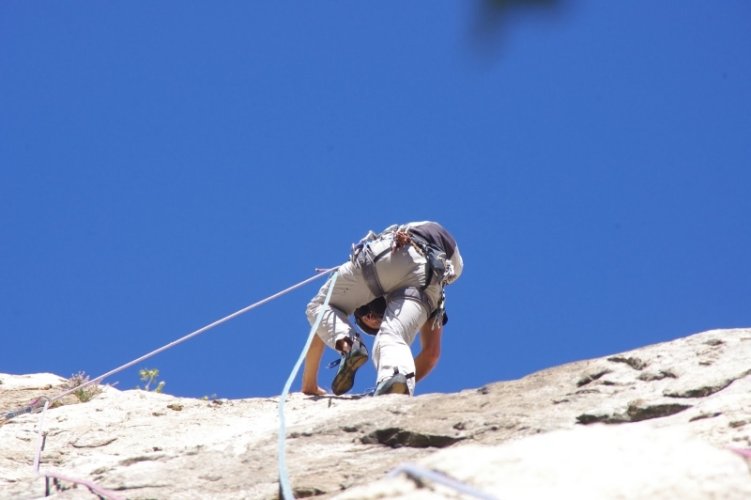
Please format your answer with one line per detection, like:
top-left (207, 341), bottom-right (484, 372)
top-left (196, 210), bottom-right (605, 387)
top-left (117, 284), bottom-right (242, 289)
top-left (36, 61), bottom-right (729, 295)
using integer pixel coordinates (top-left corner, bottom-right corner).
top-left (373, 371), bottom-right (413, 396)
top-left (331, 336), bottom-right (369, 396)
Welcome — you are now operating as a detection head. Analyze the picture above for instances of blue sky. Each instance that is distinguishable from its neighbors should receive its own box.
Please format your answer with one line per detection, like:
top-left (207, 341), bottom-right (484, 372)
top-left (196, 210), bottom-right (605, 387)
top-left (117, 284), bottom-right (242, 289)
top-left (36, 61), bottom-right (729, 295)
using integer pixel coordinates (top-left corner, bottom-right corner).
top-left (2, 2), bottom-right (749, 399)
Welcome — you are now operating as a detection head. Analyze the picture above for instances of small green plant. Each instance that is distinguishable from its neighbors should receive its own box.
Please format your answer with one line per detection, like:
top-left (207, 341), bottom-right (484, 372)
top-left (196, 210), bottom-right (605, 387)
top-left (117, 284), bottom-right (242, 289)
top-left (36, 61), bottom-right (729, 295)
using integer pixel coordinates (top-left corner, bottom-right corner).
top-left (139, 368), bottom-right (166, 393)
top-left (66, 371), bottom-right (101, 403)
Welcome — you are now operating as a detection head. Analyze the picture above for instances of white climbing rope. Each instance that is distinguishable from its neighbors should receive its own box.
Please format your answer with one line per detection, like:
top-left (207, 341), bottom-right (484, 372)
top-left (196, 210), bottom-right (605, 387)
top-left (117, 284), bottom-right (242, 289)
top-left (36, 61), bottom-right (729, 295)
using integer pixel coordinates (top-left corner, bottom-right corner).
top-left (10, 267), bottom-right (336, 499)
top-left (42, 267), bottom-right (338, 405)
top-left (32, 398), bottom-right (125, 499)
top-left (32, 399), bottom-right (50, 473)
top-left (388, 463), bottom-right (498, 500)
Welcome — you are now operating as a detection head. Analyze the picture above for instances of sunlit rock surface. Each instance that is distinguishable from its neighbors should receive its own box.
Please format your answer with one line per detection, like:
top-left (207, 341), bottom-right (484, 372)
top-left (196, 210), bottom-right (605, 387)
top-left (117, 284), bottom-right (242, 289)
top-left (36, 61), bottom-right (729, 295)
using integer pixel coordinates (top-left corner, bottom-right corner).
top-left (2, 328), bottom-right (750, 499)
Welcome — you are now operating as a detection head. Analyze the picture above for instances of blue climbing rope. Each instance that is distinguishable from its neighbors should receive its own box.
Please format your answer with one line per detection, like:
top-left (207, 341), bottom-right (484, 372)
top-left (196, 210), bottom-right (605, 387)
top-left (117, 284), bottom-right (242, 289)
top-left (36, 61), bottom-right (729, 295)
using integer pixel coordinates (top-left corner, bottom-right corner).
top-left (277, 269), bottom-right (339, 500)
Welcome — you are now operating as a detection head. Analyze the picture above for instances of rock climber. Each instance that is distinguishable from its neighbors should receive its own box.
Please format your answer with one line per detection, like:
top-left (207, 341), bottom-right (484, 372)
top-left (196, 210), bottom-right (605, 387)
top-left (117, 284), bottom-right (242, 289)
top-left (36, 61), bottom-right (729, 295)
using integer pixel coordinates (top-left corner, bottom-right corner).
top-left (301, 221), bottom-right (463, 396)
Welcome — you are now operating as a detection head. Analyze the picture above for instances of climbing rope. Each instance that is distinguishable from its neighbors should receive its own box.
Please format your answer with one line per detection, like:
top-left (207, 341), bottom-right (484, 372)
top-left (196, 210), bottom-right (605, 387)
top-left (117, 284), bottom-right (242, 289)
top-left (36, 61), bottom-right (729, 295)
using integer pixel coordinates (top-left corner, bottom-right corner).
top-left (32, 399), bottom-right (50, 473)
top-left (32, 395), bottom-right (125, 498)
top-left (3, 266), bottom-right (337, 416)
top-left (277, 269), bottom-right (339, 500)
top-left (388, 463), bottom-right (498, 500)
top-left (4, 267), bottom-right (337, 499)
top-left (44, 470), bottom-right (123, 499)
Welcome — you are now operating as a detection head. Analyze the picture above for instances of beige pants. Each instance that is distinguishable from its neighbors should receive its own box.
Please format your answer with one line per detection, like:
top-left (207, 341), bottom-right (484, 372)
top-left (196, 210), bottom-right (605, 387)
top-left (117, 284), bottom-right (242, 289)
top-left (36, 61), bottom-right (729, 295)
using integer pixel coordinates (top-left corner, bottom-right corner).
top-left (306, 233), bottom-right (457, 394)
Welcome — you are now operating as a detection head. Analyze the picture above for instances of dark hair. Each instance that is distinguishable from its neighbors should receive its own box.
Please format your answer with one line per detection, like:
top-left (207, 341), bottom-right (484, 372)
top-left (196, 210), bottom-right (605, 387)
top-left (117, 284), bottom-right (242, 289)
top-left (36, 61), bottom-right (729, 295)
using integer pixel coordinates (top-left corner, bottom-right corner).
top-left (354, 297), bottom-right (387, 335)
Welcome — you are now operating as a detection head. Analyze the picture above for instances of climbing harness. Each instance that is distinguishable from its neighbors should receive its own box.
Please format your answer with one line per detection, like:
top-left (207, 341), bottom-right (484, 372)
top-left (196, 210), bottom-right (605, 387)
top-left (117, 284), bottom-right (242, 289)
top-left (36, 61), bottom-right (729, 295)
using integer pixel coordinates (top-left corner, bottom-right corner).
top-left (351, 230), bottom-right (389, 298)
top-left (354, 226), bottom-right (451, 290)
top-left (350, 225), bottom-right (452, 328)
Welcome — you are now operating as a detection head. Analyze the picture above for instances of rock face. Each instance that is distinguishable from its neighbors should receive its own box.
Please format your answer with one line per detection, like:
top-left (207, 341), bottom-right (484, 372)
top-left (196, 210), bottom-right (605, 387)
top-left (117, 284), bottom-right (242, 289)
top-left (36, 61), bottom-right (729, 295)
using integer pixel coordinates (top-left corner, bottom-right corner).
top-left (2, 328), bottom-right (751, 499)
